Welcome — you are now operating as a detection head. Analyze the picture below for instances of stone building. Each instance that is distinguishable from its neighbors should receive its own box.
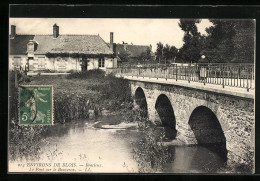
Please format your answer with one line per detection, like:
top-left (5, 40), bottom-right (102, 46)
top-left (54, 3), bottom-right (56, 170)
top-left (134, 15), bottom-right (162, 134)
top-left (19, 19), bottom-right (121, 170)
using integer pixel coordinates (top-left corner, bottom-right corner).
top-left (9, 24), bottom-right (117, 72)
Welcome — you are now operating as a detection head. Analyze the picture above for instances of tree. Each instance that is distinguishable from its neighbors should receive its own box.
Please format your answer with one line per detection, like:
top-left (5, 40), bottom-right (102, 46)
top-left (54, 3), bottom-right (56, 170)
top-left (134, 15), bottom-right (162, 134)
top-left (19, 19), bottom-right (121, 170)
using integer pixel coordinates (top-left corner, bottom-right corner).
top-left (176, 19), bottom-right (204, 63)
top-left (118, 51), bottom-right (130, 62)
top-left (155, 42), bottom-right (164, 63)
top-left (137, 47), bottom-right (153, 63)
top-left (204, 19), bottom-right (254, 63)
top-left (155, 42), bottom-right (178, 64)
top-left (162, 44), bottom-right (178, 64)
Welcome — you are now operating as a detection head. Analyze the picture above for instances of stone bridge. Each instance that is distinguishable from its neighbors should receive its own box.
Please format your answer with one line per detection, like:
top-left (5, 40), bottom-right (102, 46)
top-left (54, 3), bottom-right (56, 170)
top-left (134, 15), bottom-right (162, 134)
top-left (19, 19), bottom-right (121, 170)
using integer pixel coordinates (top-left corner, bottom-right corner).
top-left (127, 77), bottom-right (254, 169)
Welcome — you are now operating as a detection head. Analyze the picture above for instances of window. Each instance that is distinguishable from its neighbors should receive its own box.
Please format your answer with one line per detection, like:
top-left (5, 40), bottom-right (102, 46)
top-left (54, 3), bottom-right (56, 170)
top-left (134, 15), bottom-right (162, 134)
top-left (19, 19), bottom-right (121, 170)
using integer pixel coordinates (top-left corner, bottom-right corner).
top-left (38, 57), bottom-right (45, 69)
top-left (57, 58), bottom-right (66, 70)
top-left (98, 58), bottom-right (105, 68)
top-left (13, 57), bottom-right (21, 69)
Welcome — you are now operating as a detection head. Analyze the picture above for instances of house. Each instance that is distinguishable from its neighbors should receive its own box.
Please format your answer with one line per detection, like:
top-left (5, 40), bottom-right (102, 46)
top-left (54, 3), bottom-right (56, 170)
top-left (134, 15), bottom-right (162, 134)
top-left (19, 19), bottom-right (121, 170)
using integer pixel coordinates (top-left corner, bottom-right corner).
top-left (9, 24), bottom-right (117, 72)
top-left (114, 42), bottom-right (155, 64)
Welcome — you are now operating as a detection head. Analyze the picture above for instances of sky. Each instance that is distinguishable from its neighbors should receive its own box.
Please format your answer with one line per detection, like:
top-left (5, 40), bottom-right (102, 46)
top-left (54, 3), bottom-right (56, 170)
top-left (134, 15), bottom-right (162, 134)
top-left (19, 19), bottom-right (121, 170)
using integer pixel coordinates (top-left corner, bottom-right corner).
top-left (10, 18), bottom-right (213, 52)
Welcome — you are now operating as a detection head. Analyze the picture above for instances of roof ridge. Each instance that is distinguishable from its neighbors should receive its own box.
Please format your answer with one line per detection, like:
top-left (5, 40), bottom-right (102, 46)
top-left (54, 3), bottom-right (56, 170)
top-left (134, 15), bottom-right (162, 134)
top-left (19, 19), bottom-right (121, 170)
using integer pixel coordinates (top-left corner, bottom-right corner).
top-left (13, 34), bottom-right (100, 36)
top-left (13, 34), bottom-right (35, 36)
top-left (34, 34), bottom-right (99, 36)
top-left (116, 43), bottom-right (150, 47)
top-left (98, 35), bottom-right (113, 50)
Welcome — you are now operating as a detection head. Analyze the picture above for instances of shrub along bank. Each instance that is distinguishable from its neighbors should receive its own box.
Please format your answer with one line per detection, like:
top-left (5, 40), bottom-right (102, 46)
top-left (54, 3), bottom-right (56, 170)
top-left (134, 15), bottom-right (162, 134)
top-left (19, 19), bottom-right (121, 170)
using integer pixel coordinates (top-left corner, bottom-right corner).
top-left (8, 70), bottom-right (133, 160)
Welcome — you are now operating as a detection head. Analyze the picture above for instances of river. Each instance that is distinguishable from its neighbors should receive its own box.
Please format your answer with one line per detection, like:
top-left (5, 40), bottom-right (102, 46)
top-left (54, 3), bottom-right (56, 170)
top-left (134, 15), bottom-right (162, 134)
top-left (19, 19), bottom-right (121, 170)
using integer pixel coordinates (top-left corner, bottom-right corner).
top-left (9, 115), bottom-right (227, 173)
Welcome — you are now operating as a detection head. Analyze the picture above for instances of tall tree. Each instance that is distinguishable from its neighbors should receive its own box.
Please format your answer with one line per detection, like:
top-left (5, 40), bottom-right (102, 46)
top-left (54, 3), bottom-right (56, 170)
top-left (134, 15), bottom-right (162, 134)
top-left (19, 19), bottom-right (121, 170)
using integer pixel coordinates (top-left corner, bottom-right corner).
top-left (176, 19), bottom-right (204, 63)
top-left (162, 44), bottom-right (178, 64)
top-left (204, 19), bottom-right (254, 63)
top-left (155, 42), bottom-right (164, 63)
top-left (232, 20), bottom-right (254, 63)
top-left (138, 47), bottom-right (153, 63)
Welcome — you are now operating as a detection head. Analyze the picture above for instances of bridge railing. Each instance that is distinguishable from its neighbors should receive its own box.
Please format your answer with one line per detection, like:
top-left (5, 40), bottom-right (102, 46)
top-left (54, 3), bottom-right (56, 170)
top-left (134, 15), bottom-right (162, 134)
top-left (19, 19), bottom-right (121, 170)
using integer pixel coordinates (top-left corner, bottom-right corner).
top-left (106, 63), bottom-right (254, 91)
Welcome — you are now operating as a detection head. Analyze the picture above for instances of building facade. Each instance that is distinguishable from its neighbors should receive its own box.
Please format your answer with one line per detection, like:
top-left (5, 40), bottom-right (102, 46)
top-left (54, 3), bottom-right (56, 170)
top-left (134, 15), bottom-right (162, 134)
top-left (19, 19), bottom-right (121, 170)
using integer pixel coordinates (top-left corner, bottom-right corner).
top-left (114, 42), bottom-right (155, 64)
top-left (9, 24), bottom-right (117, 72)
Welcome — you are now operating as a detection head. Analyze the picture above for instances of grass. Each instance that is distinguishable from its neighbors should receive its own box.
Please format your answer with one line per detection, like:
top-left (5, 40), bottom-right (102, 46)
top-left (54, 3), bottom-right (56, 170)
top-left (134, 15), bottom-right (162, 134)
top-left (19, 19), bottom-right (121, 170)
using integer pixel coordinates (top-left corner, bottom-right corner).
top-left (19, 70), bottom-right (132, 123)
top-left (8, 69), bottom-right (133, 161)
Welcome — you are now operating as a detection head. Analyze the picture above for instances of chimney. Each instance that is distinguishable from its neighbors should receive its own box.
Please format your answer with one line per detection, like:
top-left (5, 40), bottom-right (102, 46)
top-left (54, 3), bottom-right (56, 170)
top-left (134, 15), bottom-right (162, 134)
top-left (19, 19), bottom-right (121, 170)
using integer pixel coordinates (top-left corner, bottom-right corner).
top-left (11, 25), bottom-right (16, 38)
top-left (53, 24), bottom-right (59, 38)
top-left (110, 32), bottom-right (114, 45)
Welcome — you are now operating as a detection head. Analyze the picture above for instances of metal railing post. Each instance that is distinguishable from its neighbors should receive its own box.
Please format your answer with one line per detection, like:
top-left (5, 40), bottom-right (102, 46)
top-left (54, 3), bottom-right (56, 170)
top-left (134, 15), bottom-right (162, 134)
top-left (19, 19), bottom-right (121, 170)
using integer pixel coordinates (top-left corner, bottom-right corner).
top-left (156, 67), bottom-right (158, 80)
top-left (188, 64), bottom-right (190, 83)
top-left (166, 68), bottom-right (168, 81)
top-left (247, 66), bottom-right (249, 92)
top-left (176, 64), bottom-right (178, 81)
top-left (222, 64), bottom-right (225, 88)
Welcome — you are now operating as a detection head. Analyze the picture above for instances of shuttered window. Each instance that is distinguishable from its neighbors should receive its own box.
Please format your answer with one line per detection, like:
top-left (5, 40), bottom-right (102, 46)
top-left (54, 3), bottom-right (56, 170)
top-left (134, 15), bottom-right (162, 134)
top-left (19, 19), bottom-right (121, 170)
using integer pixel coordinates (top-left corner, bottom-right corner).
top-left (13, 57), bottom-right (21, 69)
top-left (38, 57), bottom-right (45, 69)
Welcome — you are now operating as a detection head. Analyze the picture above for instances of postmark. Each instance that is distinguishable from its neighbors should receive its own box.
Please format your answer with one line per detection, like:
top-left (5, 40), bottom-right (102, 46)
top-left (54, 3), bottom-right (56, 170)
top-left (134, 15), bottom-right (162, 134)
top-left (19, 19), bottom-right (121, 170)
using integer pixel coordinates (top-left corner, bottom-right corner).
top-left (19, 85), bottom-right (53, 125)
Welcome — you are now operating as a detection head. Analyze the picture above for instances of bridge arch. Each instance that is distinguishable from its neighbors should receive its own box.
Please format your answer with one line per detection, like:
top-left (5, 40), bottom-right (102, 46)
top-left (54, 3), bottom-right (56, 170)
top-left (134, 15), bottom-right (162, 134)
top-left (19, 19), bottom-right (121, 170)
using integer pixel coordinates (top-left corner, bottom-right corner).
top-left (134, 87), bottom-right (148, 118)
top-left (188, 106), bottom-right (227, 160)
top-left (155, 94), bottom-right (177, 140)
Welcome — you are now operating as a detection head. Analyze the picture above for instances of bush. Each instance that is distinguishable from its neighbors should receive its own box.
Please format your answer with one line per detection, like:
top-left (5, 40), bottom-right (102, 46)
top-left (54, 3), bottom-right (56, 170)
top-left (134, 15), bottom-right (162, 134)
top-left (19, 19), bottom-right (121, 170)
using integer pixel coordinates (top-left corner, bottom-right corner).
top-left (9, 71), bottom-right (49, 161)
top-left (132, 126), bottom-right (172, 173)
top-left (8, 70), bottom-right (133, 160)
top-left (54, 92), bottom-right (92, 123)
top-left (66, 69), bottom-right (105, 79)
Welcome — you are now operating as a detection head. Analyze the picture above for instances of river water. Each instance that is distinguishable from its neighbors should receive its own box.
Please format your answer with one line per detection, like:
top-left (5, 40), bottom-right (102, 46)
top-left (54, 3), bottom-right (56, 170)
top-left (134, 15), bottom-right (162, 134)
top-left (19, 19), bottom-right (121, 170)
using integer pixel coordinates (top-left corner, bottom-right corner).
top-left (9, 115), bottom-right (227, 173)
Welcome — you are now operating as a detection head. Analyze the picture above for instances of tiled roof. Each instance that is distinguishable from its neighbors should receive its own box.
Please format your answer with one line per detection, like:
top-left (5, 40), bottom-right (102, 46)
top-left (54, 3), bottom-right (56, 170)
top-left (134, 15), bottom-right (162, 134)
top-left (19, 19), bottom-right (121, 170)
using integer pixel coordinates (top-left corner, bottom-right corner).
top-left (115, 44), bottom-right (151, 58)
top-left (33, 35), bottom-right (113, 55)
top-left (9, 35), bottom-right (35, 55)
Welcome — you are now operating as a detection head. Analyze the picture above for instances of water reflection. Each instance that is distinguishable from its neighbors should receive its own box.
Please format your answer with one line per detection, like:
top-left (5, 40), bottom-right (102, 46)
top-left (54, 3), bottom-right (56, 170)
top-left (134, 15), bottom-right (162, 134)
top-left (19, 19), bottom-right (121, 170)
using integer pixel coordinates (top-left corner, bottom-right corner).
top-left (10, 116), bottom-right (227, 173)
top-left (132, 126), bottom-right (226, 173)
top-left (163, 146), bottom-right (226, 173)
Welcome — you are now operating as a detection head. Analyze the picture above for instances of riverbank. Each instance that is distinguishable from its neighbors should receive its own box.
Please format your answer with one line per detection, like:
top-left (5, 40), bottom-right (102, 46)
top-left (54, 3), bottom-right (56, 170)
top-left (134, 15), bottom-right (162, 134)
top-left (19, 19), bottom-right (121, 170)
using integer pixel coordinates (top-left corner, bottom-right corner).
top-left (8, 70), bottom-right (136, 161)
top-left (18, 70), bottom-right (133, 123)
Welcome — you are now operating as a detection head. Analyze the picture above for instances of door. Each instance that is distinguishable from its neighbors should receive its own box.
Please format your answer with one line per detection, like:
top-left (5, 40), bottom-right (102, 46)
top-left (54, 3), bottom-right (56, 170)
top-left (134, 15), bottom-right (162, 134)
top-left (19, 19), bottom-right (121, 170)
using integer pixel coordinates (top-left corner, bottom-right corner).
top-left (28, 57), bottom-right (34, 71)
top-left (81, 58), bottom-right (88, 71)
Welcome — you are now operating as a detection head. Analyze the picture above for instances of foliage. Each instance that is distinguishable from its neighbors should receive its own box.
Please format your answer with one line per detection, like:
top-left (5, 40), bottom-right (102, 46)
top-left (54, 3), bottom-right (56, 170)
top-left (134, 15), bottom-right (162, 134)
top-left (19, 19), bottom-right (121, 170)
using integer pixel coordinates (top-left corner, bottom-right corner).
top-left (45, 52), bottom-right (114, 59)
top-left (174, 19), bottom-right (254, 63)
top-left (66, 69), bottom-right (105, 79)
top-left (132, 123), bottom-right (172, 173)
top-left (9, 70), bottom-right (132, 160)
top-left (162, 44), bottom-right (178, 64)
top-left (155, 42), bottom-right (178, 64)
top-left (204, 19), bottom-right (255, 63)
top-left (155, 42), bottom-right (164, 63)
top-left (137, 47), bottom-right (154, 63)
top-left (176, 19), bottom-right (204, 63)
top-left (118, 50), bottom-right (130, 62)
top-left (123, 106), bottom-right (173, 173)
top-left (9, 72), bottom-right (49, 161)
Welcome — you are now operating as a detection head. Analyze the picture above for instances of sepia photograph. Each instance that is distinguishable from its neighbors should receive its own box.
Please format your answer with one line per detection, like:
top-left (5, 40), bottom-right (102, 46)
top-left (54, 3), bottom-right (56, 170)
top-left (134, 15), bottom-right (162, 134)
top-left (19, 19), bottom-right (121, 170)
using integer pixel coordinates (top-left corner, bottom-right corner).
top-left (8, 15), bottom-right (255, 173)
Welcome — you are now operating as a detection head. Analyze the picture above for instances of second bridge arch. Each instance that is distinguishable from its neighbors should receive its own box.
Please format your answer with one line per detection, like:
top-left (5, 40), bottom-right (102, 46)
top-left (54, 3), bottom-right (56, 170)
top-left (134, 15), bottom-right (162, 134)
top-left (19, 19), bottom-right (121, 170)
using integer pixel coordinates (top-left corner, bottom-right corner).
top-left (155, 94), bottom-right (177, 140)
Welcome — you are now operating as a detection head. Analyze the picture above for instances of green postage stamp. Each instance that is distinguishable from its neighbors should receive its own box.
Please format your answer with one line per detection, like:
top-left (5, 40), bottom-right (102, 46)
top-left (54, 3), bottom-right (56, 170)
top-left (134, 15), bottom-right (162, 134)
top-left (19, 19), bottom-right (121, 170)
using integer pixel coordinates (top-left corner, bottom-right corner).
top-left (19, 85), bottom-right (53, 125)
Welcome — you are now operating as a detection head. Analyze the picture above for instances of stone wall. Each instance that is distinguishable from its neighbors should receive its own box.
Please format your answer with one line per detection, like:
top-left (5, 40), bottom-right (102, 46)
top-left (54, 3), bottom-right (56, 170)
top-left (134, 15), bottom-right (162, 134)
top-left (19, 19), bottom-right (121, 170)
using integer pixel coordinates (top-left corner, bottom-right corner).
top-left (129, 80), bottom-right (254, 170)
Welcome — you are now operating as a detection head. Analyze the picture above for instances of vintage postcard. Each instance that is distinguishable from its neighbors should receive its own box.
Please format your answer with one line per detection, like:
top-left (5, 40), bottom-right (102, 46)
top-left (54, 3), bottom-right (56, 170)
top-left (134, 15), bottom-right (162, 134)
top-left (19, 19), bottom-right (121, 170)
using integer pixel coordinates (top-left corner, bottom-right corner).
top-left (8, 7), bottom-right (255, 173)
